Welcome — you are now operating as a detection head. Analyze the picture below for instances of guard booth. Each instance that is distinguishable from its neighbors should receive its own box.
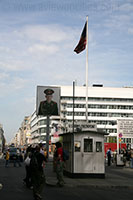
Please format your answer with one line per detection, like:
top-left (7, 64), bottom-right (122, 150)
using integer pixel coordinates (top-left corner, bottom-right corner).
top-left (61, 130), bottom-right (107, 178)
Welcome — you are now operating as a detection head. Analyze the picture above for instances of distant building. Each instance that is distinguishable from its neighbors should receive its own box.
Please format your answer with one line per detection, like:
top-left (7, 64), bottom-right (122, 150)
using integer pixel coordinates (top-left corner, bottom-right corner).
top-left (0, 124), bottom-right (5, 154)
top-left (11, 116), bottom-right (31, 147)
top-left (30, 85), bottom-right (133, 146)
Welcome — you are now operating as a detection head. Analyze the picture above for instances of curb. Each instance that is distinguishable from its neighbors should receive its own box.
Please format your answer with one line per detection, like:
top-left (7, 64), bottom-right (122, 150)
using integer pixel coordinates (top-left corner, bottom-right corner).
top-left (45, 182), bottom-right (57, 187)
top-left (45, 180), bottom-right (133, 189)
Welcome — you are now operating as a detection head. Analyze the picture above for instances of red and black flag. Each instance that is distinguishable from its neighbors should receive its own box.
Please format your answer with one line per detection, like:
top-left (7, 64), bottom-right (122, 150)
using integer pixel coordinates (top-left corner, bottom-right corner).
top-left (74, 22), bottom-right (87, 54)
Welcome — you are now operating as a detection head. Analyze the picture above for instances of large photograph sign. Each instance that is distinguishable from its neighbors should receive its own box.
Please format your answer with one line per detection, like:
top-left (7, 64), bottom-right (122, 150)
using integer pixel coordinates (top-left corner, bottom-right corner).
top-left (36, 86), bottom-right (60, 116)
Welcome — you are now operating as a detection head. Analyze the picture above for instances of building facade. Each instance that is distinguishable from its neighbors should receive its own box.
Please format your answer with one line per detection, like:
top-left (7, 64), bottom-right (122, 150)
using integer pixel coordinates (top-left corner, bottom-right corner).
top-left (30, 85), bottom-right (133, 146)
top-left (0, 124), bottom-right (5, 154)
top-left (11, 116), bottom-right (31, 147)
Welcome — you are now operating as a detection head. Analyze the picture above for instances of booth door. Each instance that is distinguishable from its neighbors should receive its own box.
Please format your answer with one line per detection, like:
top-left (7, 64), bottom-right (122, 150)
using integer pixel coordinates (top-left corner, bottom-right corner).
top-left (81, 137), bottom-right (93, 172)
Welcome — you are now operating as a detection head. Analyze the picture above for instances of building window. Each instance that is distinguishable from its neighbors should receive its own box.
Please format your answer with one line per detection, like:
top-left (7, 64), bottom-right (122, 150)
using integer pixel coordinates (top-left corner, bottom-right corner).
top-left (39, 128), bottom-right (46, 133)
top-left (84, 138), bottom-right (93, 152)
top-left (38, 120), bottom-right (46, 126)
top-left (40, 136), bottom-right (46, 141)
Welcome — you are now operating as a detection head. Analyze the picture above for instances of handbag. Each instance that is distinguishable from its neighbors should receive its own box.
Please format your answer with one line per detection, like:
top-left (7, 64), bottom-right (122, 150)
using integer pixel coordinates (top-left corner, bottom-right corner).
top-left (24, 156), bottom-right (31, 166)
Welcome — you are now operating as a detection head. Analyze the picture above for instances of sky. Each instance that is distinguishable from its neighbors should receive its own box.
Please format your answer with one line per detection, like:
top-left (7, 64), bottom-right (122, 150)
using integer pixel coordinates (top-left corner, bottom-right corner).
top-left (1, 0), bottom-right (133, 142)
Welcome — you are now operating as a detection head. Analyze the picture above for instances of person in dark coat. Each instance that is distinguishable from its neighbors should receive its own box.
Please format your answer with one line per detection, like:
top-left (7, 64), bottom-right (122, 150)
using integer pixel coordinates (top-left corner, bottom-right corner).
top-left (107, 148), bottom-right (111, 166)
top-left (23, 146), bottom-right (32, 188)
top-left (38, 89), bottom-right (58, 116)
top-left (30, 145), bottom-right (46, 200)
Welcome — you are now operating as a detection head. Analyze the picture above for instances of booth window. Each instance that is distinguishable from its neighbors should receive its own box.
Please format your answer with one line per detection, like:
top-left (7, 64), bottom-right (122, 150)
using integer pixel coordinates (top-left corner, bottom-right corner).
top-left (84, 139), bottom-right (93, 152)
top-left (74, 141), bottom-right (81, 152)
top-left (96, 142), bottom-right (102, 152)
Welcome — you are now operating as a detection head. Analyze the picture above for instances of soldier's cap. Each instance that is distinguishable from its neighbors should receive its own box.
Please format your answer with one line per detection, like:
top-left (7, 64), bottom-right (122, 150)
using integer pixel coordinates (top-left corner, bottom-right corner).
top-left (44, 88), bottom-right (54, 95)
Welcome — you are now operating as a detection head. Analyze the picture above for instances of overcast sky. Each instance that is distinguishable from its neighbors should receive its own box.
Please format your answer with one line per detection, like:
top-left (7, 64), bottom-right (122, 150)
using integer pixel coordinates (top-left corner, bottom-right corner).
top-left (1, 0), bottom-right (133, 142)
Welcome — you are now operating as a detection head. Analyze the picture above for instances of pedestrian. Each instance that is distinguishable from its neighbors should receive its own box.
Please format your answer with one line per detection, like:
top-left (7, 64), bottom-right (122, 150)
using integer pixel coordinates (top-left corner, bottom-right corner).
top-left (126, 150), bottom-right (131, 167)
top-left (44, 148), bottom-right (48, 161)
top-left (14, 148), bottom-right (21, 167)
top-left (123, 148), bottom-right (127, 166)
top-left (30, 145), bottom-right (46, 200)
top-left (107, 148), bottom-right (111, 166)
top-left (54, 142), bottom-right (65, 187)
top-left (5, 149), bottom-right (10, 167)
top-left (39, 143), bottom-right (44, 155)
top-left (0, 183), bottom-right (2, 190)
top-left (23, 146), bottom-right (32, 188)
top-left (130, 149), bottom-right (133, 169)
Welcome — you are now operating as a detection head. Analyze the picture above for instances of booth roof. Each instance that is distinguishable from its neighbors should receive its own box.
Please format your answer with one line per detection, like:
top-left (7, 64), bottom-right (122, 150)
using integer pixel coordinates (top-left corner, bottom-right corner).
top-left (59, 130), bottom-right (109, 136)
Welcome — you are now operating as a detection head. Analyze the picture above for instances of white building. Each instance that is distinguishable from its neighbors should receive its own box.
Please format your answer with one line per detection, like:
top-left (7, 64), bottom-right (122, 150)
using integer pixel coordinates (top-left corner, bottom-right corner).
top-left (30, 85), bottom-right (133, 145)
top-left (11, 116), bottom-right (31, 147)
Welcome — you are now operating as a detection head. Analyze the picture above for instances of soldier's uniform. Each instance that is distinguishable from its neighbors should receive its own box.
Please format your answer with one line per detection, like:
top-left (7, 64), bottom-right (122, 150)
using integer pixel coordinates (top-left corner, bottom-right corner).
top-left (38, 89), bottom-right (58, 116)
top-left (38, 100), bottom-right (58, 116)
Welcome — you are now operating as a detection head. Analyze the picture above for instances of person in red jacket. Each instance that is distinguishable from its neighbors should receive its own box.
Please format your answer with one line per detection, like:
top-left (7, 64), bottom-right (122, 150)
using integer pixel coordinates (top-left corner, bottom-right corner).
top-left (54, 142), bottom-right (64, 187)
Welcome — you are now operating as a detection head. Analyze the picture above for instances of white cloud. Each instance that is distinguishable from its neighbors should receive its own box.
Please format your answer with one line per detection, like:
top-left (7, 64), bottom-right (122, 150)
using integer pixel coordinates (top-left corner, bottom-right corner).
top-left (12, 77), bottom-right (29, 90)
top-left (0, 46), bottom-right (10, 53)
top-left (118, 3), bottom-right (133, 12)
top-left (0, 61), bottom-right (23, 71)
top-left (128, 28), bottom-right (133, 34)
top-left (18, 25), bottom-right (71, 43)
top-left (104, 14), bottom-right (130, 30)
top-left (24, 96), bottom-right (35, 104)
top-left (0, 76), bottom-right (29, 97)
top-left (0, 59), bottom-right (35, 71)
top-left (28, 44), bottom-right (59, 55)
top-left (0, 72), bottom-right (9, 80)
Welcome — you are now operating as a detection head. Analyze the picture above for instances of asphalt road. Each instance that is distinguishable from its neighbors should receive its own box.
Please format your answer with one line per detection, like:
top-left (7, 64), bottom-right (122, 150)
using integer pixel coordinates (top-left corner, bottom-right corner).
top-left (0, 159), bottom-right (133, 200)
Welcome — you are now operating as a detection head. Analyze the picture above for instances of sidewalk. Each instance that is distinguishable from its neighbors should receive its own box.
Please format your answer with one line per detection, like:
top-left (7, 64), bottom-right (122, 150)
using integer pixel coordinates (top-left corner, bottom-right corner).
top-left (45, 158), bottom-right (133, 189)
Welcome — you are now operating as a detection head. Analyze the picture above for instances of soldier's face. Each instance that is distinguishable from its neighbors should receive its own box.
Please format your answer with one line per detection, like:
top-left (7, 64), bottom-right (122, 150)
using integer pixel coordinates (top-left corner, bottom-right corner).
top-left (46, 95), bottom-right (52, 102)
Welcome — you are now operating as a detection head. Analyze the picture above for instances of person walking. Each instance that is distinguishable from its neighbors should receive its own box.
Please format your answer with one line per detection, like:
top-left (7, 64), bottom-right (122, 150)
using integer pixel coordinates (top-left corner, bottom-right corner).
top-left (130, 149), bottom-right (133, 169)
top-left (23, 146), bottom-right (32, 188)
top-left (14, 148), bottom-right (21, 167)
top-left (30, 145), bottom-right (46, 200)
top-left (54, 142), bottom-right (65, 187)
top-left (107, 148), bottom-right (111, 166)
top-left (122, 148), bottom-right (127, 166)
top-left (5, 149), bottom-right (10, 167)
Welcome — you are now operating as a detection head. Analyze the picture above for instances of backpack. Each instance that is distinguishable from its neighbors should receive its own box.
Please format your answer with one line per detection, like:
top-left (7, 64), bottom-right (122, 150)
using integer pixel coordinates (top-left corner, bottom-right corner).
top-left (63, 149), bottom-right (69, 161)
top-left (107, 150), bottom-right (111, 157)
top-left (30, 153), bottom-right (39, 170)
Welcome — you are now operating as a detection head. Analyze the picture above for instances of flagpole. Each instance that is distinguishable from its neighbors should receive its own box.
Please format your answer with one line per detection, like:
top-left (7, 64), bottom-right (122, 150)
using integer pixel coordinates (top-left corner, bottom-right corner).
top-left (85, 16), bottom-right (89, 122)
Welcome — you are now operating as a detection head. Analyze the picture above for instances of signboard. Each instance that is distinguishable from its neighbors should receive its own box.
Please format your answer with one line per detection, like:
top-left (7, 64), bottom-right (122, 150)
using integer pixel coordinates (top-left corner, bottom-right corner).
top-left (117, 119), bottom-right (133, 138)
top-left (36, 86), bottom-right (60, 116)
top-left (119, 133), bottom-right (122, 138)
top-left (68, 123), bottom-right (97, 132)
top-left (26, 132), bottom-right (31, 138)
top-left (117, 119), bottom-right (133, 159)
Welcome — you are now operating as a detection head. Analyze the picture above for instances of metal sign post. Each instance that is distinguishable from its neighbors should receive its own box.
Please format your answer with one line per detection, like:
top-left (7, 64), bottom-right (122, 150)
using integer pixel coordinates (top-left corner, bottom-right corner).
top-left (46, 115), bottom-right (50, 160)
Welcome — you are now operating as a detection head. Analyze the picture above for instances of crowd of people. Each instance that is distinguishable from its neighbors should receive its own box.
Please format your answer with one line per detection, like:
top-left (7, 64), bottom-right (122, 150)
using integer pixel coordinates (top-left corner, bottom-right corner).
top-left (3, 141), bottom-right (66, 200)
top-left (23, 142), bottom-right (66, 200)
top-left (4, 147), bottom-right (23, 167)
top-left (106, 147), bottom-right (133, 168)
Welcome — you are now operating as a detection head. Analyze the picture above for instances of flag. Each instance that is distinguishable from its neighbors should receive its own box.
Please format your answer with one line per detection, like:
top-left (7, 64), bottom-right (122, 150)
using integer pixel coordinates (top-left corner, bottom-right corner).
top-left (74, 22), bottom-right (87, 54)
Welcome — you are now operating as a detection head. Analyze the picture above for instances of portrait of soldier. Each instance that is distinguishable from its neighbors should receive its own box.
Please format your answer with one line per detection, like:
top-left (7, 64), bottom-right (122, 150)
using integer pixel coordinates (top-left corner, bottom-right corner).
top-left (38, 89), bottom-right (58, 116)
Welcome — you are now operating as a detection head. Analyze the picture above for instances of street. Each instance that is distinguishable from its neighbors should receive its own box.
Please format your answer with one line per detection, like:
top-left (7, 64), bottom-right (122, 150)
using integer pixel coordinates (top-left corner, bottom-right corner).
top-left (0, 159), bottom-right (133, 200)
